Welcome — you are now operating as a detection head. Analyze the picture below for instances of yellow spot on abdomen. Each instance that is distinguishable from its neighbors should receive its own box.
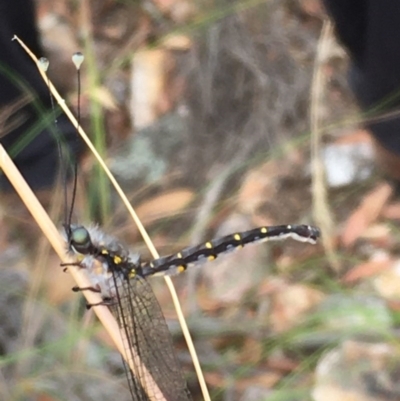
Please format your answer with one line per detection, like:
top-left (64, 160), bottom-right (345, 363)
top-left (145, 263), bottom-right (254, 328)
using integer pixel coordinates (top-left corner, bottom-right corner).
top-left (113, 255), bottom-right (122, 264)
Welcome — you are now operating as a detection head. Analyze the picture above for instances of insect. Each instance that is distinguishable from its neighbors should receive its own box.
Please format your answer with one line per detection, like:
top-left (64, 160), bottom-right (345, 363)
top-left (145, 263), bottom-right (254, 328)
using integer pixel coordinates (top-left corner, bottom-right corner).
top-left (38, 51), bottom-right (321, 400)
top-left (66, 223), bottom-right (320, 400)
top-left (67, 224), bottom-right (320, 286)
top-left (65, 224), bottom-right (193, 400)
top-left (55, 53), bottom-right (195, 400)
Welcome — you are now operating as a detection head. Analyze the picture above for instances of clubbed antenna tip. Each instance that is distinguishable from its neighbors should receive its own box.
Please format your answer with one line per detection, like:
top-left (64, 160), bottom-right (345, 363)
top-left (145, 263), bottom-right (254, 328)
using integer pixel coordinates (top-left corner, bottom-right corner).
top-left (72, 52), bottom-right (84, 70)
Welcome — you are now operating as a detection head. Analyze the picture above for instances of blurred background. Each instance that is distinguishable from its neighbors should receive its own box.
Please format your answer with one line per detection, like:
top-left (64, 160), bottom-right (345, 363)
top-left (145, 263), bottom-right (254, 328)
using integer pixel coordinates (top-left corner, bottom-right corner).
top-left (2, 1), bottom-right (400, 401)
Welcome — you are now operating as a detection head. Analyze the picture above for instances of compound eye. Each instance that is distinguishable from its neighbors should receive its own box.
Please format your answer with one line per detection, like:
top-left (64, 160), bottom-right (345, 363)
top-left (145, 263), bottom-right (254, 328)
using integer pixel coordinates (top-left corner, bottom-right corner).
top-left (70, 226), bottom-right (92, 254)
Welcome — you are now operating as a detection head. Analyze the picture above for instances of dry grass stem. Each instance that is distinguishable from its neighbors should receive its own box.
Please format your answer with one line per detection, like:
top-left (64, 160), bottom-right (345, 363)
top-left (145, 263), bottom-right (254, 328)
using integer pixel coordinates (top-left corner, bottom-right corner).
top-left (310, 20), bottom-right (341, 271)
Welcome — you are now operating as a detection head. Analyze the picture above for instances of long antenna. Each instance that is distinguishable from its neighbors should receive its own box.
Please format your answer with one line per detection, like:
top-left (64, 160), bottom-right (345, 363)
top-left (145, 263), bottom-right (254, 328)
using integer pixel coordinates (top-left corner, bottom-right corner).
top-left (68, 52), bottom-right (84, 228)
top-left (37, 57), bottom-right (69, 227)
top-left (37, 55), bottom-right (82, 234)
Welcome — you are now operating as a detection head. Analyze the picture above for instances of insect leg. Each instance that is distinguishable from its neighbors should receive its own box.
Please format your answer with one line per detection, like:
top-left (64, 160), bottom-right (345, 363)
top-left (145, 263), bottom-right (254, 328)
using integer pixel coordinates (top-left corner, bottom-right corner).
top-left (72, 285), bottom-right (101, 293)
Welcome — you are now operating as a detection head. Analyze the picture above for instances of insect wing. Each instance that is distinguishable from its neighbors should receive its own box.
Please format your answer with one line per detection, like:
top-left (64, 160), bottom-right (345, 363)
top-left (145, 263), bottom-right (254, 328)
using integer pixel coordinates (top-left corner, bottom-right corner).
top-left (110, 272), bottom-right (192, 401)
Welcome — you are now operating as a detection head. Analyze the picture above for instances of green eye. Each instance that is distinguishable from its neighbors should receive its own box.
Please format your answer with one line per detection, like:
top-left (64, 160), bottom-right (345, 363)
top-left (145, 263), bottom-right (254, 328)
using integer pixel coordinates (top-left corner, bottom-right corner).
top-left (70, 226), bottom-right (92, 254)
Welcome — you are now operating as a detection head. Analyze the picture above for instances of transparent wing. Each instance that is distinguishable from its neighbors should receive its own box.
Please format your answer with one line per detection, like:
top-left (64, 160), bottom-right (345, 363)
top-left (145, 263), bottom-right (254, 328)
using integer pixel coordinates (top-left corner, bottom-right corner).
top-left (110, 273), bottom-right (192, 401)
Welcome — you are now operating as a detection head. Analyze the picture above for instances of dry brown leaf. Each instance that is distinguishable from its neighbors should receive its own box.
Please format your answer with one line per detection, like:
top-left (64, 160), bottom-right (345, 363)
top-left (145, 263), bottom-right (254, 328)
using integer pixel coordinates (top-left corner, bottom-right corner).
top-left (341, 183), bottom-right (393, 247)
top-left (359, 223), bottom-right (391, 240)
top-left (237, 160), bottom-right (281, 216)
top-left (335, 129), bottom-right (373, 145)
top-left (162, 34), bottom-right (192, 50)
top-left (266, 355), bottom-right (299, 372)
top-left (238, 337), bottom-right (264, 365)
top-left (131, 49), bottom-right (169, 129)
top-left (203, 371), bottom-right (226, 388)
top-left (356, 223), bottom-right (393, 249)
top-left (299, 0), bottom-right (324, 17)
top-left (373, 260), bottom-right (400, 300)
top-left (135, 188), bottom-right (194, 225)
top-left (152, 0), bottom-right (196, 22)
top-left (270, 283), bottom-right (325, 332)
top-left (382, 201), bottom-right (400, 220)
top-left (342, 259), bottom-right (393, 284)
top-left (235, 371), bottom-right (281, 391)
top-left (37, 395), bottom-right (57, 401)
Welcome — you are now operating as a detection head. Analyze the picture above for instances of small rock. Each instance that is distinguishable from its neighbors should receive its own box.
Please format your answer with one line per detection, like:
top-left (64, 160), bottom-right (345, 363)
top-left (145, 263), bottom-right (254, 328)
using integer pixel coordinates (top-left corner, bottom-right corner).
top-left (323, 141), bottom-right (374, 188)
